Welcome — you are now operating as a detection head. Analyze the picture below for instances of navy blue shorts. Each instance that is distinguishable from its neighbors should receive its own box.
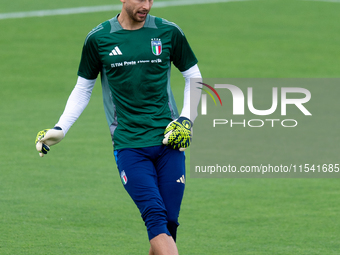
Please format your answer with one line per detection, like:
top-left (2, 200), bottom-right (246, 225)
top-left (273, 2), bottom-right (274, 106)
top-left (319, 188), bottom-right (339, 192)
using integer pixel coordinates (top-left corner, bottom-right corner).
top-left (114, 145), bottom-right (186, 241)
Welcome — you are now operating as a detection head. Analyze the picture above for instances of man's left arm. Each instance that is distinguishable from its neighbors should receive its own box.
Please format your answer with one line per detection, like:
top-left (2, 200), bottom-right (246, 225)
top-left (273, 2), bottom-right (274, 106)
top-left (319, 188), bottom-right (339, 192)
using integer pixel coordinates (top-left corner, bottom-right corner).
top-left (179, 64), bottom-right (202, 122)
top-left (163, 64), bottom-right (202, 151)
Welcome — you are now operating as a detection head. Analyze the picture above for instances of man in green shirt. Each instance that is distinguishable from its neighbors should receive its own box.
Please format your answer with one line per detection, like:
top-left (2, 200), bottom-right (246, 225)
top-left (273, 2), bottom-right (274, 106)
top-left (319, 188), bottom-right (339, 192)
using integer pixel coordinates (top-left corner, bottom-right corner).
top-left (35, 0), bottom-right (202, 254)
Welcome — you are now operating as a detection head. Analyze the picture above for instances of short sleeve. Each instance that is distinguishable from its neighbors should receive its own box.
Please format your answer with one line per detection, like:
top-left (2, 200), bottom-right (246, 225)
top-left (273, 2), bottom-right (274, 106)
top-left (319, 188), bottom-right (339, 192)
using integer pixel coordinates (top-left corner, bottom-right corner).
top-left (77, 28), bottom-right (103, 80)
top-left (170, 24), bottom-right (198, 72)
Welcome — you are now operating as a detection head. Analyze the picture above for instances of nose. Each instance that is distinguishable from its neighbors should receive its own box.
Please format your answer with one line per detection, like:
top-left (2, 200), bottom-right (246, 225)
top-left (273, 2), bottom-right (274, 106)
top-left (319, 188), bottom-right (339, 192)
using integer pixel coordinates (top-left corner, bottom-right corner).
top-left (142, 0), bottom-right (153, 10)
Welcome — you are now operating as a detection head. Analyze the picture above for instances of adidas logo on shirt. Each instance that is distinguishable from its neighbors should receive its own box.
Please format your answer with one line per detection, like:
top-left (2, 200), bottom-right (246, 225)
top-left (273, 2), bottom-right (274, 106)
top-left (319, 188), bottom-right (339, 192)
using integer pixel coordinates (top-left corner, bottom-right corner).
top-left (176, 175), bottom-right (185, 184)
top-left (109, 46), bottom-right (123, 56)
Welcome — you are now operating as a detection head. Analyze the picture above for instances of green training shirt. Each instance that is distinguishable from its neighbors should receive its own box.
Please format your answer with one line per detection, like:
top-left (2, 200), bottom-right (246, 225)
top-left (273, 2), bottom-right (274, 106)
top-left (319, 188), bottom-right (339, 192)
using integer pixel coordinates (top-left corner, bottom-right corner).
top-left (78, 14), bottom-right (198, 150)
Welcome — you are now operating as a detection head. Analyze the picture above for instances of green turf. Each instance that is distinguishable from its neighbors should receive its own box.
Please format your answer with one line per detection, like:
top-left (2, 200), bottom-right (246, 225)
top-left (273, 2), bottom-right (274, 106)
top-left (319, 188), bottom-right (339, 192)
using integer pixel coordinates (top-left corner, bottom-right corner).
top-left (1, 0), bottom-right (340, 254)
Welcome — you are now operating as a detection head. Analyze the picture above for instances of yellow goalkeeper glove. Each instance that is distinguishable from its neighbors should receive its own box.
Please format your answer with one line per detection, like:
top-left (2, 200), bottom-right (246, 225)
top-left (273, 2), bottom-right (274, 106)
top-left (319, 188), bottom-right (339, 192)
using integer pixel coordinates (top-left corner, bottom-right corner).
top-left (162, 116), bottom-right (192, 151)
top-left (35, 127), bottom-right (64, 157)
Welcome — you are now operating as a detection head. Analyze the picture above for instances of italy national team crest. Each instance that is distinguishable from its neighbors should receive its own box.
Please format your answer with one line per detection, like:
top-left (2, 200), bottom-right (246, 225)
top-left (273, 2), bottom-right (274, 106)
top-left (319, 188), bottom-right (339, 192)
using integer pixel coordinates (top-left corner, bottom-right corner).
top-left (151, 39), bottom-right (162, 56)
top-left (121, 170), bottom-right (128, 185)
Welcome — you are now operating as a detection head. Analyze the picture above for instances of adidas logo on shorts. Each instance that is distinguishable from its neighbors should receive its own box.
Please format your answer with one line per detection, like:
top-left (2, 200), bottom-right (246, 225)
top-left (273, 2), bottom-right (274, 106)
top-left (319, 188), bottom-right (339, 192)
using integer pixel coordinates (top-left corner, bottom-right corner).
top-left (176, 175), bottom-right (185, 184)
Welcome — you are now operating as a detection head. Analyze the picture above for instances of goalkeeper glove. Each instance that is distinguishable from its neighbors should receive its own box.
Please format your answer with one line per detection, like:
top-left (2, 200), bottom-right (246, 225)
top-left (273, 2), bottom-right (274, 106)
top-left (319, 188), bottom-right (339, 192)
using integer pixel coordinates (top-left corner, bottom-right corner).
top-left (35, 126), bottom-right (64, 157)
top-left (162, 116), bottom-right (192, 151)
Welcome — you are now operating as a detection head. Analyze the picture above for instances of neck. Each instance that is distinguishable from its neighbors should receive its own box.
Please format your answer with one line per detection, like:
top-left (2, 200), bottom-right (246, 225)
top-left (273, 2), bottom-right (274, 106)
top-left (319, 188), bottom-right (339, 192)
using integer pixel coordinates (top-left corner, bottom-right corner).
top-left (117, 12), bottom-right (146, 30)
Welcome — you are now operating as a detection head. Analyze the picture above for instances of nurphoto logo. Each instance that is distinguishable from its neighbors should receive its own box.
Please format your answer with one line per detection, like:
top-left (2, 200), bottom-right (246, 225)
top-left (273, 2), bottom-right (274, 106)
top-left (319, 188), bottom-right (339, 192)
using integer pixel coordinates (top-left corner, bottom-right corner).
top-left (198, 82), bottom-right (312, 128)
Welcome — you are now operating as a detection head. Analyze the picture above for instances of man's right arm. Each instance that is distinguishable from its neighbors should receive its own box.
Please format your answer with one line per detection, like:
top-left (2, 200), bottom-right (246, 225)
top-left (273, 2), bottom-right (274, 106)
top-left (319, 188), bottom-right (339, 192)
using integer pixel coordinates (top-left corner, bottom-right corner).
top-left (55, 76), bottom-right (96, 135)
top-left (35, 76), bottom-right (96, 157)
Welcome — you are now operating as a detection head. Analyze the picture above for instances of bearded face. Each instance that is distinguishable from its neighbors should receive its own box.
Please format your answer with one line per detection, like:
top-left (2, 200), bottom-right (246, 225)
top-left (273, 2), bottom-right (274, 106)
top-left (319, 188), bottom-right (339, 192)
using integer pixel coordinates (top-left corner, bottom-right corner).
top-left (123, 0), bottom-right (153, 23)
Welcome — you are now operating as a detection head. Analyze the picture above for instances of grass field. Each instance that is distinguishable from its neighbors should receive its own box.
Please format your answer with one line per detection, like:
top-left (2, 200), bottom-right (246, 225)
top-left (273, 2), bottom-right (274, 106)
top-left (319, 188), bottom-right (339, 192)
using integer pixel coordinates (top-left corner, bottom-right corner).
top-left (1, 0), bottom-right (340, 254)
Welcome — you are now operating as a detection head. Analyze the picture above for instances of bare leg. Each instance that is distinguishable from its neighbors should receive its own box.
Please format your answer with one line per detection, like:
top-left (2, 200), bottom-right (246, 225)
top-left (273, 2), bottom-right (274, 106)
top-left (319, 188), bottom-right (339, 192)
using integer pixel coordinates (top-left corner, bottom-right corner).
top-left (149, 233), bottom-right (178, 255)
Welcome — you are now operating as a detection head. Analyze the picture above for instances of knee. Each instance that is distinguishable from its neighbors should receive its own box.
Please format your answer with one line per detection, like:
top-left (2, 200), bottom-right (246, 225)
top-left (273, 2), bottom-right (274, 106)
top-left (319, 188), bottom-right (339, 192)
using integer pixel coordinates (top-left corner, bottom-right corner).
top-left (141, 204), bottom-right (167, 224)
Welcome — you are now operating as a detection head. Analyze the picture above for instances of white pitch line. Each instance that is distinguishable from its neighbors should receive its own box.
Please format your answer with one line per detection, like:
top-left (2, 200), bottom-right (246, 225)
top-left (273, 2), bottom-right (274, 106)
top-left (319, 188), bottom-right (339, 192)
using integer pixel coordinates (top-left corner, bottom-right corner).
top-left (0, 0), bottom-right (249, 20)
top-left (0, 4), bottom-right (121, 20)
